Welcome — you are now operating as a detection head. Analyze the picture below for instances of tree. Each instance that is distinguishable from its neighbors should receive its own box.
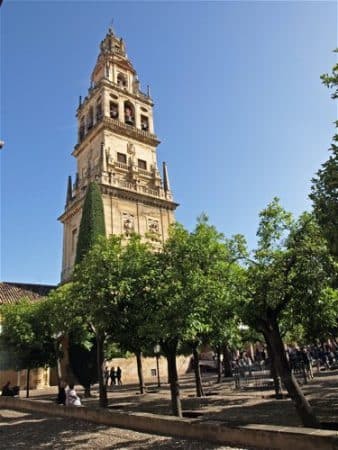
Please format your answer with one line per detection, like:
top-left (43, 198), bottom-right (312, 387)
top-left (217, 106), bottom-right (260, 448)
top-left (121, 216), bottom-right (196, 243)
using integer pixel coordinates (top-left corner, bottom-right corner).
top-left (75, 181), bottom-right (106, 265)
top-left (1, 299), bottom-right (57, 397)
top-left (41, 283), bottom-right (82, 387)
top-left (310, 52), bottom-right (338, 259)
top-left (69, 181), bottom-right (106, 395)
top-left (143, 219), bottom-right (245, 415)
top-left (72, 235), bottom-right (123, 407)
top-left (115, 234), bottom-right (155, 394)
top-left (239, 198), bottom-right (334, 428)
top-left (283, 287), bottom-right (338, 345)
top-left (184, 218), bottom-right (246, 396)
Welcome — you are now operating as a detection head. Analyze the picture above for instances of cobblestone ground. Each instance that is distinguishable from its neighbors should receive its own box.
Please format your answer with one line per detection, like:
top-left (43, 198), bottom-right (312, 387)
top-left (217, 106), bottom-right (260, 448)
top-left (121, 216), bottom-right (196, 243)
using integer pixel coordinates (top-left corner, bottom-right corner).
top-left (0, 409), bottom-right (254, 450)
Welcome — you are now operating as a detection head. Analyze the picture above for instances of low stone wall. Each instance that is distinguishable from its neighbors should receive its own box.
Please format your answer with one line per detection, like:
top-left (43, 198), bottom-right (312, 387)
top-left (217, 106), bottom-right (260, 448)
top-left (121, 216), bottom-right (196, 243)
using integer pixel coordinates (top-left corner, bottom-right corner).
top-left (104, 355), bottom-right (191, 384)
top-left (1, 397), bottom-right (337, 450)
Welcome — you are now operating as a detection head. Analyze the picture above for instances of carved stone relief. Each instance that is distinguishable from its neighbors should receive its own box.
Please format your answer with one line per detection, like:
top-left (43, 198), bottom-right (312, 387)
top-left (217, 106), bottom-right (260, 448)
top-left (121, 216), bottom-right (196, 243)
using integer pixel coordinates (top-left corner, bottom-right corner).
top-left (127, 142), bottom-right (135, 156)
top-left (148, 217), bottom-right (160, 234)
top-left (122, 212), bottom-right (135, 235)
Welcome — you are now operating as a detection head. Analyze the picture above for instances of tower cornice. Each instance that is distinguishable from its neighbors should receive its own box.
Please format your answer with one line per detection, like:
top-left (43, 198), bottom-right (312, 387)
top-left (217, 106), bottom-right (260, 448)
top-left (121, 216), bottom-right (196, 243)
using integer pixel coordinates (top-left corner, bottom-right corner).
top-left (58, 182), bottom-right (178, 224)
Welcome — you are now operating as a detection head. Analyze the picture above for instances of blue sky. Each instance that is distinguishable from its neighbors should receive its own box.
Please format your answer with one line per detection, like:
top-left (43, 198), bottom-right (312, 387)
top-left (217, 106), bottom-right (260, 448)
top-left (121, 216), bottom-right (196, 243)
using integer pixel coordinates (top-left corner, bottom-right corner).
top-left (1, 1), bottom-right (337, 285)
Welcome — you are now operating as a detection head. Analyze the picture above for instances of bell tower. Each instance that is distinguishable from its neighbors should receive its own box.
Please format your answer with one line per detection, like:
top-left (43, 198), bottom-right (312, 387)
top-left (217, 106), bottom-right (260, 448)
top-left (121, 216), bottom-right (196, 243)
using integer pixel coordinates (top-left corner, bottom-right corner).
top-left (59, 29), bottom-right (178, 282)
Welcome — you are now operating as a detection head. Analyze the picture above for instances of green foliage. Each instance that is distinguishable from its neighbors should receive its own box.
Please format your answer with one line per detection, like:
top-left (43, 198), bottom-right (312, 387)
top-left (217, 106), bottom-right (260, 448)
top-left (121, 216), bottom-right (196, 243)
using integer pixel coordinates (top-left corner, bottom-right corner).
top-left (104, 342), bottom-right (131, 359)
top-left (43, 283), bottom-right (82, 338)
top-left (1, 299), bottom-right (57, 370)
top-left (142, 217), bottom-right (246, 352)
top-left (72, 235), bottom-right (123, 335)
top-left (70, 181), bottom-right (106, 390)
top-left (310, 147), bottom-right (338, 259)
top-left (75, 182), bottom-right (106, 265)
top-left (68, 335), bottom-right (98, 388)
top-left (310, 51), bottom-right (338, 259)
top-left (114, 234), bottom-right (156, 354)
top-left (240, 199), bottom-right (335, 336)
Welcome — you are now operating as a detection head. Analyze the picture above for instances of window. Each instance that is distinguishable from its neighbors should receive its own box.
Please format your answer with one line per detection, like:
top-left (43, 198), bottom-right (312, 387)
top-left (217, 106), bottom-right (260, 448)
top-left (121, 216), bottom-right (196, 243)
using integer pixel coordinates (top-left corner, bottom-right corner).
top-left (117, 73), bottom-right (127, 88)
top-left (138, 159), bottom-right (147, 170)
top-left (141, 115), bottom-right (149, 132)
top-left (117, 153), bottom-right (127, 164)
top-left (110, 102), bottom-right (118, 119)
top-left (124, 101), bottom-right (135, 126)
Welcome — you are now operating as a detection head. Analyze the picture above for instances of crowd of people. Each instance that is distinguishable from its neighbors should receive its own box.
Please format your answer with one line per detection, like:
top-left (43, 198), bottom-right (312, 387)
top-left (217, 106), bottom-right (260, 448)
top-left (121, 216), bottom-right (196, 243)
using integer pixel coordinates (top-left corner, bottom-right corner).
top-left (230, 343), bottom-right (338, 377)
top-left (104, 366), bottom-right (122, 386)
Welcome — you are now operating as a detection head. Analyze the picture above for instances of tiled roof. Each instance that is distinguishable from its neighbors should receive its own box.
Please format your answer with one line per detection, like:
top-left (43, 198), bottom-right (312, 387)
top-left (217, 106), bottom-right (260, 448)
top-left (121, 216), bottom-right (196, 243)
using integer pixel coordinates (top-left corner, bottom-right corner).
top-left (0, 282), bottom-right (56, 305)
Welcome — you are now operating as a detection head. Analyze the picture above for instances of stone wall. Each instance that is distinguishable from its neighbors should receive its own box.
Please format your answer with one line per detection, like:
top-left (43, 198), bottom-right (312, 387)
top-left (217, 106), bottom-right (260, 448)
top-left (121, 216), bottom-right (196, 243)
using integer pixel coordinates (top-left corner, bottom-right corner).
top-left (103, 355), bottom-right (191, 384)
top-left (0, 367), bottom-right (50, 390)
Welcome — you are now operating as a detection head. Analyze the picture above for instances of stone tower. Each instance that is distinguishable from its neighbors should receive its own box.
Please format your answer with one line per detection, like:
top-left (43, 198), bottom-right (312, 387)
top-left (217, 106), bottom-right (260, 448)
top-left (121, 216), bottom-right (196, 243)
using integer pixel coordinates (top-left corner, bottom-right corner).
top-left (59, 29), bottom-right (178, 282)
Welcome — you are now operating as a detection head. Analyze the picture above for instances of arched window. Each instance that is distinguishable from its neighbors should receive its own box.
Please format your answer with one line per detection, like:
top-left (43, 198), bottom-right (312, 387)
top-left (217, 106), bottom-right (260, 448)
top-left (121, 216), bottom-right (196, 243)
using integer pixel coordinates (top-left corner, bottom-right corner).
top-left (117, 73), bottom-right (127, 88)
top-left (110, 101), bottom-right (118, 119)
top-left (124, 101), bottom-right (135, 126)
top-left (141, 115), bottom-right (149, 132)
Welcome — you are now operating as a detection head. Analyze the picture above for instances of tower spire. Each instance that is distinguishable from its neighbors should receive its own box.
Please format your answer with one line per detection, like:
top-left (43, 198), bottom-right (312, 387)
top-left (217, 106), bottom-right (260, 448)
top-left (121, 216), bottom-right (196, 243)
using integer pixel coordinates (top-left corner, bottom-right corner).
top-left (162, 161), bottom-right (171, 192)
top-left (66, 175), bottom-right (72, 205)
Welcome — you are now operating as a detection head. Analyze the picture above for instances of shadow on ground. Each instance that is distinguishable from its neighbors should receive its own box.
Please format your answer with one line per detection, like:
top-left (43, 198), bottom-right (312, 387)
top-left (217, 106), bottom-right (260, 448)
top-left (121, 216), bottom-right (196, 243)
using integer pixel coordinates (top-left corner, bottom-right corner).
top-left (0, 409), bottom-right (256, 449)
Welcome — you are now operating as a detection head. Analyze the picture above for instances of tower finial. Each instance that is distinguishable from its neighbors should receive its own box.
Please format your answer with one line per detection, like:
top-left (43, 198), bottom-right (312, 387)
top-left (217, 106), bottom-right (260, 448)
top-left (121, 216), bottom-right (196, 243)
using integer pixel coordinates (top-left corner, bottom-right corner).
top-left (66, 175), bottom-right (73, 205)
top-left (108, 18), bottom-right (115, 34)
top-left (162, 162), bottom-right (171, 192)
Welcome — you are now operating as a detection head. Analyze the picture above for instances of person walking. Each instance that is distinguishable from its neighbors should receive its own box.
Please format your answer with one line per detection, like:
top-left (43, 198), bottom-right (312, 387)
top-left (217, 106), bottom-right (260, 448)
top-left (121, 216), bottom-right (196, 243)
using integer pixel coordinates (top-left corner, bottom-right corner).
top-left (117, 366), bottom-right (122, 386)
top-left (104, 366), bottom-right (110, 386)
top-left (110, 366), bottom-right (116, 386)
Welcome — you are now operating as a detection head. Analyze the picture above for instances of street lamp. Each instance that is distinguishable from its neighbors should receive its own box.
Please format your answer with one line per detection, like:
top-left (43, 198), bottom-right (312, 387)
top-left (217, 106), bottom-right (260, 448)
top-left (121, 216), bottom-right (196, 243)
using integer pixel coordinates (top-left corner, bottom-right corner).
top-left (154, 344), bottom-right (161, 388)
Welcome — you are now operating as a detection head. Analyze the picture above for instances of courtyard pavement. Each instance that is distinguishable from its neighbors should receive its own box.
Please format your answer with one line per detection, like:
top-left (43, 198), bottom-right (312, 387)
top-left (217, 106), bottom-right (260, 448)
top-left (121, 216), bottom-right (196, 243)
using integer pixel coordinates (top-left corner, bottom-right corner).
top-left (0, 409), bottom-right (254, 450)
top-left (25, 369), bottom-right (338, 427)
top-left (1, 369), bottom-right (337, 449)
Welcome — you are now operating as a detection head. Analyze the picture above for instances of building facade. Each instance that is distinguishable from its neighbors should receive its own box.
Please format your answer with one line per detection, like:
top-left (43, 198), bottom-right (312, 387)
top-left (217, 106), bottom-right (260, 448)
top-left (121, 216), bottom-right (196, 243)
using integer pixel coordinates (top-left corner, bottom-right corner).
top-left (59, 29), bottom-right (178, 281)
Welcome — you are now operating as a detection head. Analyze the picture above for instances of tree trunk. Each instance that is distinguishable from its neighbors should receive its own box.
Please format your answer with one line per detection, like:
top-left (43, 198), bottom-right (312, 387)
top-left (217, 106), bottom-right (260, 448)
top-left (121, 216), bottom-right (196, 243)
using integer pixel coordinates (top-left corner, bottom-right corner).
top-left (83, 385), bottom-right (91, 397)
top-left (96, 333), bottom-right (107, 408)
top-left (136, 350), bottom-right (146, 394)
top-left (223, 344), bottom-right (233, 377)
top-left (162, 340), bottom-right (182, 417)
top-left (192, 343), bottom-right (204, 397)
top-left (26, 368), bottom-right (30, 398)
top-left (264, 336), bottom-right (282, 399)
top-left (55, 341), bottom-right (63, 395)
top-left (216, 346), bottom-right (222, 383)
top-left (263, 318), bottom-right (320, 428)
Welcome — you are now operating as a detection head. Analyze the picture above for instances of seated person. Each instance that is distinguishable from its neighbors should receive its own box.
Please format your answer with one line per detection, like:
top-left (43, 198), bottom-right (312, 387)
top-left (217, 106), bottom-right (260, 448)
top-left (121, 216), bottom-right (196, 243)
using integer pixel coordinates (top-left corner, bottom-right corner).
top-left (65, 383), bottom-right (82, 407)
top-left (1, 381), bottom-right (14, 396)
